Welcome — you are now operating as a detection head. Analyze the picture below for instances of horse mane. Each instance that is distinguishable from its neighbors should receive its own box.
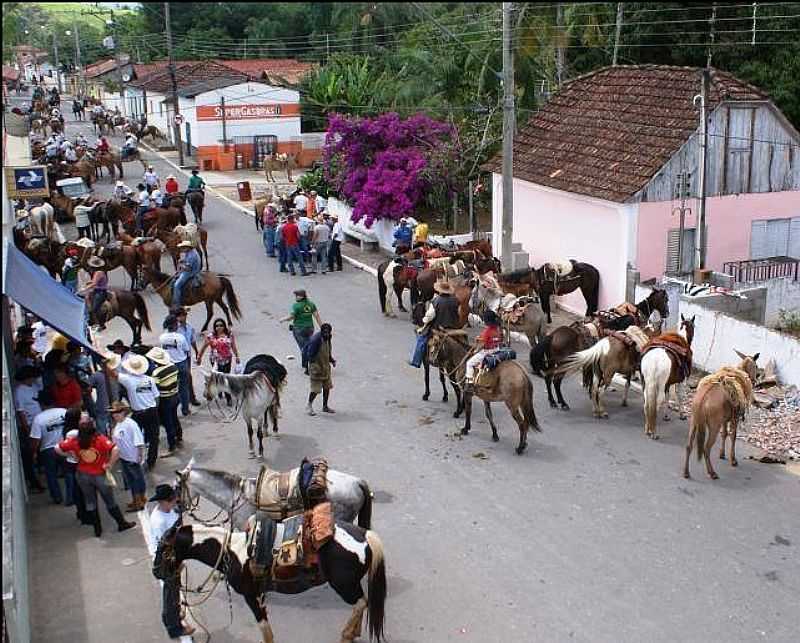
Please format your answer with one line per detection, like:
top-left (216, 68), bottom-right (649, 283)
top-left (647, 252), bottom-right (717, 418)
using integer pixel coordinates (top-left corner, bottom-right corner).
top-left (499, 267), bottom-right (531, 283)
top-left (192, 466), bottom-right (243, 489)
top-left (696, 366), bottom-right (753, 416)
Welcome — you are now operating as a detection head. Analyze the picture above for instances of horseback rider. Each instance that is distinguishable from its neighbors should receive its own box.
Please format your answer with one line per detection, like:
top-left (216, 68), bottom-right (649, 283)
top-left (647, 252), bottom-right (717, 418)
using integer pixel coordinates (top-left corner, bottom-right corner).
top-left (143, 165), bottom-right (160, 193)
top-left (464, 310), bottom-right (503, 391)
top-left (419, 280), bottom-right (461, 334)
top-left (63, 142), bottom-right (78, 164)
top-left (172, 241), bottom-right (201, 308)
top-left (78, 257), bottom-right (110, 331)
top-left (392, 217), bottom-right (413, 254)
top-left (185, 169), bottom-right (205, 196)
top-left (75, 133), bottom-right (88, 148)
top-left (96, 135), bottom-right (110, 155)
top-left (113, 180), bottom-right (133, 203)
top-left (164, 174), bottom-right (179, 196)
top-left (45, 137), bottom-right (59, 161)
top-left (121, 133), bottom-right (138, 160)
top-left (135, 183), bottom-right (151, 234)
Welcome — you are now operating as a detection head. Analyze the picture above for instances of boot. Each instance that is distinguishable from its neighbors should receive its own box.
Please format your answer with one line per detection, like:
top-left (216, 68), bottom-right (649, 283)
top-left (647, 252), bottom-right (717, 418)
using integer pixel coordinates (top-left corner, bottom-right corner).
top-left (109, 506), bottom-right (137, 532)
top-left (137, 493), bottom-right (148, 510)
top-left (91, 509), bottom-right (103, 538)
top-left (125, 496), bottom-right (139, 512)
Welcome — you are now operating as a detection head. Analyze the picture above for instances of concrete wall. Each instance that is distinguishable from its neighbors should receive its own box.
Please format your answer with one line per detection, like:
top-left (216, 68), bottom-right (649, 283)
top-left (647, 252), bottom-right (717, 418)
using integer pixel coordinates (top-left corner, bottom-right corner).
top-left (681, 299), bottom-right (800, 386)
top-left (757, 277), bottom-right (800, 326)
top-left (636, 190), bottom-right (800, 281)
top-left (493, 173), bottom-right (636, 313)
top-left (328, 196), bottom-right (396, 251)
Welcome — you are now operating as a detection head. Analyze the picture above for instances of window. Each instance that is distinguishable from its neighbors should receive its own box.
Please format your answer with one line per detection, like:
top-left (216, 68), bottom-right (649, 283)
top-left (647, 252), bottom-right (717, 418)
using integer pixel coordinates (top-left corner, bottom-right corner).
top-left (666, 227), bottom-right (696, 275)
top-left (159, 102), bottom-right (163, 116)
top-left (750, 217), bottom-right (800, 259)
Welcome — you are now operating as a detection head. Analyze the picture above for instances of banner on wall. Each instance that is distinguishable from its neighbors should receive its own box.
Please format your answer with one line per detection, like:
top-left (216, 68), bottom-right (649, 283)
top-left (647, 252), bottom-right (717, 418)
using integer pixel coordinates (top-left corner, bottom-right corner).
top-left (196, 103), bottom-right (300, 121)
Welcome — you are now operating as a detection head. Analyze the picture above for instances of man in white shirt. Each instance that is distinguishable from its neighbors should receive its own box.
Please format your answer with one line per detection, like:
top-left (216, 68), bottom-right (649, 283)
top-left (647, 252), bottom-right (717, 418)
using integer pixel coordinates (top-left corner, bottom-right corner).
top-left (29, 390), bottom-right (67, 503)
top-left (298, 211), bottom-right (315, 268)
top-left (312, 218), bottom-right (331, 274)
top-left (110, 400), bottom-right (147, 511)
top-left (14, 365), bottom-right (45, 493)
top-left (160, 315), bottom-right (192, 417)
top-left (143, 166), bottom-right (160, 193)
top-left (293, 191), bottom-right (308, 214)
top-left (107, 355), bottom-right (161, 469)
top-left (31, 319), bottom-right (50, 355)
top-left (148, 484), bottom-right (195, 639)
top-left (328, 213), bottom-right (344, 272)
top-left (136, 182), bottom-right (151, 234)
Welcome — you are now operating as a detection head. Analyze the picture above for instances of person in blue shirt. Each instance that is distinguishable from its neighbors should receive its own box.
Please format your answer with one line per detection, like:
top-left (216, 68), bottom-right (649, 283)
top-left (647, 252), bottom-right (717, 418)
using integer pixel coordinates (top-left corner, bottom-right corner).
top-left (172, 242), bottom-right (201, 307)
top-left (393, 217), bottom-right (413, 253)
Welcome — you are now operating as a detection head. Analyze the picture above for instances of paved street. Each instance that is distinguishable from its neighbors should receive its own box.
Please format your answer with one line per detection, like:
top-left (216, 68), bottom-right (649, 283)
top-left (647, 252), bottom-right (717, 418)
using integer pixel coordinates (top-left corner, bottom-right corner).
top-left (19, 100), bottom-right (800, 643)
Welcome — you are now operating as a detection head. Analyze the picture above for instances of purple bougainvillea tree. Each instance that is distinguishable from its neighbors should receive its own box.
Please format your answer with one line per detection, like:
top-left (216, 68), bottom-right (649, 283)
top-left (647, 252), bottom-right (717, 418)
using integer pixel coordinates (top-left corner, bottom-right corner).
top-left (323, 112), bottom-right (464, 227)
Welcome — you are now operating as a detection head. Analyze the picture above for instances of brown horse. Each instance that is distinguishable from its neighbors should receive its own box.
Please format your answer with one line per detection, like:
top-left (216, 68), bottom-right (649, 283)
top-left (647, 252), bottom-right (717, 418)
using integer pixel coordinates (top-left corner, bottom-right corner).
top-left (531, 260), bottom-right (601, 323)
top-left (143, 266), bottom-right (242, 332)
top-left (428, 332), bottom-right (540, 454)
top-left (530, 289), bottom-right (670, 410)
top-left (95, 151), bottom-right (124, 179)
top-left (138, 125), bottom-right (168, 143)
top-left (115, 233), bottom-right (167, 284)
top-left (69, 158), bottom-right (96, 187)
top-left (98, 288), bottom-right (152, 344)
top-left (683, 351), bottom-right (759, 480)
top-left (186, 191), bottom-right (205, 223)
top-left (155, 225), bottom-right (209, 271)
top-left (13, 229), bottom-right (64, 280)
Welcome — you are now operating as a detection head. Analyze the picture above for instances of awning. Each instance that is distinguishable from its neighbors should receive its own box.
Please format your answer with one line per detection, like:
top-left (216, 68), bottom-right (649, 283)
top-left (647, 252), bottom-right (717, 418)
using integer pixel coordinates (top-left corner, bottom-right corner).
top-left (2, 241), bottom-right (101, 357)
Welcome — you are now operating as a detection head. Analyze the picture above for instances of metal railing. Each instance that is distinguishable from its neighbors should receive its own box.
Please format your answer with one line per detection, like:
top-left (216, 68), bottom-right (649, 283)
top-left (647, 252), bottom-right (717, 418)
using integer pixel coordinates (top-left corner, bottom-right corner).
top-left (723, 256), bottom-right (799, 282)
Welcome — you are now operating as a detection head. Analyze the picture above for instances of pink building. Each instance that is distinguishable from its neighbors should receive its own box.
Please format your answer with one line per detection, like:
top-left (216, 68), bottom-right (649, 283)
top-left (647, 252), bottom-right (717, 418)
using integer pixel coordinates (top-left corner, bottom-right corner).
top-left (487, 65), bottom-right (800, 314)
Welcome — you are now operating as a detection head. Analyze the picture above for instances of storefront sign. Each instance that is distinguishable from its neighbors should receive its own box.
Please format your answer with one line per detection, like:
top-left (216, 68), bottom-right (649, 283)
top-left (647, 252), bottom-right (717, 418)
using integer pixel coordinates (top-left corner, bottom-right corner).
top-left (196, 103), bottom-right (300, 121)
top-left (5, 166), bottom-right (49, 198)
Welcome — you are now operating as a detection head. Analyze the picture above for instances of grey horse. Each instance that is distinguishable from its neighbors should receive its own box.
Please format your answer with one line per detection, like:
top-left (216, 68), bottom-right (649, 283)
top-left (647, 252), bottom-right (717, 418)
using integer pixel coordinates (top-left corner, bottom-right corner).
top-left (471, 274), bottom-right (547, 346)
top-left (176, 459), bottom-right (373, 530)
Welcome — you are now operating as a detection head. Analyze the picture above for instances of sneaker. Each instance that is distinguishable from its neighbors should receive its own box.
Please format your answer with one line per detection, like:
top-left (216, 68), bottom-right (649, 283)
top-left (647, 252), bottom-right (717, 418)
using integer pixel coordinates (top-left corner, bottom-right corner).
top-left (306, 405), bottom-right (316, 416)
top-left (160, 449), bottom-right (177, 458)
top-left (322, 406), bottom-right (336, 414)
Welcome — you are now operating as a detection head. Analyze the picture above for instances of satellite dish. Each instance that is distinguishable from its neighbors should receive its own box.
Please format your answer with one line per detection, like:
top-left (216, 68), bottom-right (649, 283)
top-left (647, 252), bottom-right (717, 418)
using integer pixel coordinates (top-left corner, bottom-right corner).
top-left (122, 73), bottom-right (131, 82)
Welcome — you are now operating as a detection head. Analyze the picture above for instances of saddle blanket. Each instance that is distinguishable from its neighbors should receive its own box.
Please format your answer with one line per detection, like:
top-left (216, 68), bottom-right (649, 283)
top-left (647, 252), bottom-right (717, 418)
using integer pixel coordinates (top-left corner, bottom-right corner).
top-left (642, 337), bottom-right (693, 381)
top-left (482, 348), bottom-right (517, 370)
top-left (254, 459), bottom-right (329, 520)
top-left (546, 259), bottom-right (574, 278)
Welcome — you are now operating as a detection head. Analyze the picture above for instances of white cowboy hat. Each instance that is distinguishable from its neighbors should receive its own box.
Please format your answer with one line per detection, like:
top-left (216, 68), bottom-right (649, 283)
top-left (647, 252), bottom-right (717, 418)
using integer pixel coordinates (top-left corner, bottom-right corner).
top-left (166, 174), bottom-right (176, 180)
top-left (116, 180), bottom-right (124, 187)
top-left (329, 213), bottom-right (339, 219)
top-left (87, 256), bottom-right (106, 269)
top-left (177, 241), bottom-right (193, 250)
top-left (145, 346), bottom-right (173, 366)
top-left (121, 354), bottom-right (149, 376)
top-left (434, 280), bottom-right (454, 295)
top-left (75, 238), bottom-right (95, 248)
top-left (104, 353), bottom-right (121, 371)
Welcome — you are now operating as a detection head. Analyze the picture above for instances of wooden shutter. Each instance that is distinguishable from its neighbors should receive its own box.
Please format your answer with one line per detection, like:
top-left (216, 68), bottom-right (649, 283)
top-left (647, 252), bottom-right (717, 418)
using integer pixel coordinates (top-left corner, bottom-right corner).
top-left (750, 220), bottom-right (769, 259)
top-left (666, 228), bottom-right (696, 274)
top-left (789, 217), bottom-right (800, 259)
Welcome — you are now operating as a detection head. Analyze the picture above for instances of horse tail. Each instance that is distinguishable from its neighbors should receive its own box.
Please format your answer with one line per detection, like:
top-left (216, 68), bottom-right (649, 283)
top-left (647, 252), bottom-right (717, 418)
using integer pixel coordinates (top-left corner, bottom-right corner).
top-left (357, 480), bottom-right (373, 530)
top-left (522, 375), bottom-right (541, 432)
top-left (365, 530), bottom-right (387, 642)
top-left (221, 277), bottom-right (242, 320)
top-left (529, 336), bottom-right (551, 375)
top-left (641, 351), bottom-right (666, 437)
top-left (553, 338), bottom-right (609, 378)
top-left (694, 416), bottom-right (706, 461)
top-left (133, 293), bottom-right (151, 331)
top-left (377, 264), bottom-right (388, 314)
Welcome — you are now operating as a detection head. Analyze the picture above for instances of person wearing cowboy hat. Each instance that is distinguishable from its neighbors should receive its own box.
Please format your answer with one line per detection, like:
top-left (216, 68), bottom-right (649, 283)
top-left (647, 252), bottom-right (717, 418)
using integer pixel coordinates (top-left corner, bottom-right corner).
top-left (164, 174), bottom-right (179, 196)
top-left (172, 241), bottom-right (201, 307)
top-left (392, 217), bottom-right (413, 254)
top-left (61, 246), bottom-right (81, 294)
top-left (109, 399), bottom-right (147, 512)
top-left (464, 309), bottom-right (503, 391)
top-left (143, 165), bottom-right (160, 193)
top-left (146, 347), bottom-right (182, 453)
top-left (419, 279), bottom-right (461, 334)
top-left (106, 354), bottom-right (161, 469)
top-left (113, 180), bottom-right (133, 202)
top-left (147, 483), bottom-right (196, 639)
top-left (78, 257), bottom-right (109, 330)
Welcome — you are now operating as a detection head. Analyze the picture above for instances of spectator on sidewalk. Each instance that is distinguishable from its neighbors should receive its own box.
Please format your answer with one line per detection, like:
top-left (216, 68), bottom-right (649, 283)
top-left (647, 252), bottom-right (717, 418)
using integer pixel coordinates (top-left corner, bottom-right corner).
top-left (50, 364), bottom-right (83, 411)
top-left (261, 203), bottom-right (278, 258)
top-left (298, 210), bottom-right (315, 268)
top-left (305, 323), bottom-right (336, 416)
top-left (312, 216), bottom-right (330, 274)
top-left (14, 365), bottom-right (45, 494)
top-left (160, 315), bottom-right (192, 417)
top-left (171, 307), bottom-right (201, 407)
top-left (282, 214), bottom-right (307, 276)
top-left (56, 416), bottom-right (136, 537)
top-left (146, 347), bottom-right (181, 454)
top-left (280, 289), bottom-right (322, 372)
top-left (30, 390), bottom-right (67, 504)
top-left (276, 215), bottom-right (288, 272)
top-left (328, 213), bottom-right (344, 272)
top-left (107, 355), bottom-right (161, 470)
top-left (148, 484), bottom-right (196, 640)
top-left (62, 409), bottom-right (90, 523)
top-left (109, 400), bottom-right (147, 512)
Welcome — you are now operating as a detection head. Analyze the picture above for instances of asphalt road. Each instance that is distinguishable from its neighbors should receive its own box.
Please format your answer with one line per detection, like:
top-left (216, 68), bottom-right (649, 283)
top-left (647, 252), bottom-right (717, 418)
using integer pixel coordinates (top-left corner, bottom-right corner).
top-left (19, 97), bottom-right (800, 643)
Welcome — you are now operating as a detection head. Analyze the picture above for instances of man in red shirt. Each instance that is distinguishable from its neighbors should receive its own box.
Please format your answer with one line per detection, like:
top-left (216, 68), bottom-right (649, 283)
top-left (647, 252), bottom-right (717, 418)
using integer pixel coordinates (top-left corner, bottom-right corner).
top-left (281, 214), bottom-right (308, 276)
top-left (51, 364), bottom-right (83, 410)
top-left (465, 310), bottom-right (503, 389)
top-left (165, 174), bottom-right (179, 195)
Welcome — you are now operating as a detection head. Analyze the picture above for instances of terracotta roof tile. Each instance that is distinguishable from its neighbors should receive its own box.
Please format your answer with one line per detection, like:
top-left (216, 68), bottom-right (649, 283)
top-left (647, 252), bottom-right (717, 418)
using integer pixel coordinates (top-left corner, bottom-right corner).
top-left (128, 61), bottom-right (252, 93)
top-left (218, 58), bottom-right (315, 84)
top-left (486, 65), bottom-right (770, 202)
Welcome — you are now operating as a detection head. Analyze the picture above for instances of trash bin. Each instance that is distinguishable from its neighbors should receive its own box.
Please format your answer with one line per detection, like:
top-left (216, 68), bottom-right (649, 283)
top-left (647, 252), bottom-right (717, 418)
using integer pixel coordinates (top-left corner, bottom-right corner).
top-left (237, 181), bottom-right (252, 201)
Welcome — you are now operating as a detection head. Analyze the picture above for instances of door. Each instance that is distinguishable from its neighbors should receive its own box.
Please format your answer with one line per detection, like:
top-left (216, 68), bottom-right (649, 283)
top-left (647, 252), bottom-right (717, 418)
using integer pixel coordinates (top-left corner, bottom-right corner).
top-left (254, 135), bottom-right (278, 168)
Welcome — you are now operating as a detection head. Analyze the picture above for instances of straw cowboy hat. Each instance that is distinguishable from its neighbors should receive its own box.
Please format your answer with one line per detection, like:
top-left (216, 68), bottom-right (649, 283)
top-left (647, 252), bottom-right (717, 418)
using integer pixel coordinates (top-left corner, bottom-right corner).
top-left (87, 256), bottom-right (106, 269)
top-left (121, 354), bottom-right (149, 375)
top-left (75, 237), bottom-right (95, 248)
top-left (104, 353), bottom-right (122, 371)
top-left (108, 399), bottom-right (131, 414)
top-left (434, 280), bottom-right (454, 295)
top-left (145, 346), bottom-right (173, 366)
top-left (177, 241), bottom-right (193, 250)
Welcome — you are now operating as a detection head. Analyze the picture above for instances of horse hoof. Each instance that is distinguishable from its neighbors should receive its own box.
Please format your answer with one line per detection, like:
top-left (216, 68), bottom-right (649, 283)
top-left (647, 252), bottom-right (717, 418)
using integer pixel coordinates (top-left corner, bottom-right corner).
top-left (492, 435), bottom-right (500, 443)
top-left (679, 413), bottom-right (687, 421)
top-left (560, 404), bottom-right (570, 411)
top-left (460, 428), bottom-right (470, 436)
top-left (600, 412), bottom-right (609, 419)
top-left (422, 394), bottom-right (430, 401)
top-left (719, 453), bottom-right (726, 460)
top-left (621, 401), bottom-right (628, 407)
top-left (442, 396), bottom-right (448, 403)
top-left (731, 460), bottom-right (738, 467)
top-left (709, 472), bottom-right (719, 480)
top-left (248, 452), bottom-right (255, 459)
top-left (549, 401), bottom-right (558, 409)
top-left (515, 445), bottom-right (527, 455)
top-left (683, 472), bottom-right (690, 479)
top-left (651, 435), bottom-right (660, 441)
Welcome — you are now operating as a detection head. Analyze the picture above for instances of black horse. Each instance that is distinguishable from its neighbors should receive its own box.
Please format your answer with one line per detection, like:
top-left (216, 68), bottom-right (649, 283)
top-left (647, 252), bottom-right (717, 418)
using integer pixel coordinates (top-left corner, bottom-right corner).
top-left (531, 260), bottom-right (601, 323)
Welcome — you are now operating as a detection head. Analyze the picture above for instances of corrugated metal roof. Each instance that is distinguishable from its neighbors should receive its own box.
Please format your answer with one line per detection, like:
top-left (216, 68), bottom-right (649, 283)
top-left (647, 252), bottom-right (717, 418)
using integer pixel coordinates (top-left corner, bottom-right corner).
top-left (485, 65), bottom-right (771, 203)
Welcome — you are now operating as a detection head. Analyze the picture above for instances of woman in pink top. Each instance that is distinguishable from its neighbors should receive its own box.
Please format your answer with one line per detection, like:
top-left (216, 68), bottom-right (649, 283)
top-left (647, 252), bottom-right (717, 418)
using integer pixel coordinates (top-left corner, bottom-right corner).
top-left (197, 319), bottom-right (240, 406)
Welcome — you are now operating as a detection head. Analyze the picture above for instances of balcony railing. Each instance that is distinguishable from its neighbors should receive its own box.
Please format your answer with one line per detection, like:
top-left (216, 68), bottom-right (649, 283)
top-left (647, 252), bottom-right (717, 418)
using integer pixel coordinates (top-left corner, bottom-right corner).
top-left (723, 256), bottom-right (799, 283)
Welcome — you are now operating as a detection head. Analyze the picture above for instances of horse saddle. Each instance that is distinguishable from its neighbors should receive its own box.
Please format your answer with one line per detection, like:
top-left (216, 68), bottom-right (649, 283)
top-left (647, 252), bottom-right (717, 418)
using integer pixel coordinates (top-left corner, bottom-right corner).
top-left (497, 295), bottom-right (534, 325)
top-left (255, 466), bottom-right (303, 520)
top-left (545, 259), bottom-right (576, 279)
top-left (642, 338), bottom-right (693, 381)
top-left (607, 330), bottom-right (641, 360)
top-left (482, 348), bottom-right (517, 370)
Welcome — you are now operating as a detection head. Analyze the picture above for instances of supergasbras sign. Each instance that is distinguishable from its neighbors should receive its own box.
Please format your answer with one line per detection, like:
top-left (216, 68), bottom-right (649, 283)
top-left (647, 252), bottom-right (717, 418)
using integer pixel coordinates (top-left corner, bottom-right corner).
top-left (196, 104), bottom-right (298, 121)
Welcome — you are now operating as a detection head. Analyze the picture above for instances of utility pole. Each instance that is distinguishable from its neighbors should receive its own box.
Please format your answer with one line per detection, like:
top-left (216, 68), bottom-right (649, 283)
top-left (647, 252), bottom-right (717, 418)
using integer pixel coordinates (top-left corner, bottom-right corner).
top-left (555, 3), bottom-right (565, 86)
top-left (706, 2), bottom-right (718, 68)
top-left (164, 2), bottom-right (184, 166)
top-left (501, 2), bottom-right (515, 271)
top-left (108, 14), bottom-right (126, 114)
top-left (73, 19), bottom-right (84, 96)
top-left (221, 96), bottom-right (227, 152)
top-left (612, 2), bottom-right (624, 66)
top-left (693, 69), bottom-right (710, 271)
top-left (52, 33), bottom-right (62, 93)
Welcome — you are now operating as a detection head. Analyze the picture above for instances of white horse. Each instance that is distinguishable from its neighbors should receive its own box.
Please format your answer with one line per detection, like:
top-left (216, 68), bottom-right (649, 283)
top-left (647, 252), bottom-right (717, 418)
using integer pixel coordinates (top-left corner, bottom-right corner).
top-left (29, 203), bottom-right (61, 242)
top-left (201, 369), bottom-right (284, 459)
top-left (176, 459), bottom-right (373, 530)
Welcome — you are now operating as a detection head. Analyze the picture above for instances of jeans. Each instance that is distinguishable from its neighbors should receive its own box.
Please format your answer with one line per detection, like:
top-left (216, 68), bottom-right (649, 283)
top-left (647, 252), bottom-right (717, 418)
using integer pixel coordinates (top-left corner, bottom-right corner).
top-left (162, 574), bottom-right (184, 638)
top-left (262, 226), bottom-right (276, 257)
top-left (292, 326), bottom-right (314, 368)
top-left (176, 358), bottom-right (190, 415)
top-left (328, 240), bottom-right (343, 271)
top-left (76, 470), bottom-right (119, 513)
top-left (172, 273), bottom-right (191, 307)
top-left (136, 205), bottom-right (148, 233)
top-left (38, 448), bottom-right (64, 503)
top-left (64, 279), bottom-right (78, 294)
top-left (158, 395), bottom-right (179, 449)
top-left (94, 411), bottom-right (110, 435)
top-left (132, 407), bottom-right (160, 469)
top-left (300, 236), bottom-right (311, 264)
top-left (92, 290), bottom-right (108, 324)
top-left (120, 459), bottom-right (146, 497)
top-left (286, 245), bottom-right (307, 275)
top-left (278, 241), bottom-right (287, 271)
top-left (314, 242), bottom-right (328, 273)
